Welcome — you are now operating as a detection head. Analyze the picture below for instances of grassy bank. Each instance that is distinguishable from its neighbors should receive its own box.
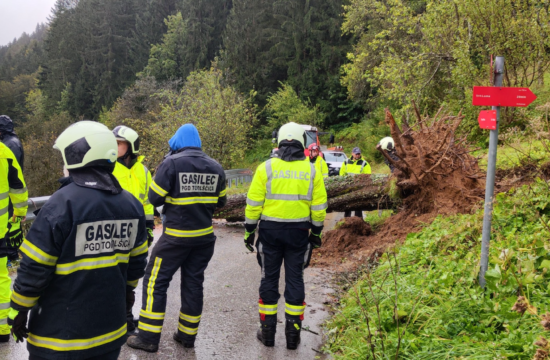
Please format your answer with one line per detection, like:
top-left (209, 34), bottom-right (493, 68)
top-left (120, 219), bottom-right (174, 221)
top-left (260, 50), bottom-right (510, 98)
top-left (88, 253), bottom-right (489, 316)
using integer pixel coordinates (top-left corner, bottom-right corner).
top-left (326, 180), bottom-right (550, 359)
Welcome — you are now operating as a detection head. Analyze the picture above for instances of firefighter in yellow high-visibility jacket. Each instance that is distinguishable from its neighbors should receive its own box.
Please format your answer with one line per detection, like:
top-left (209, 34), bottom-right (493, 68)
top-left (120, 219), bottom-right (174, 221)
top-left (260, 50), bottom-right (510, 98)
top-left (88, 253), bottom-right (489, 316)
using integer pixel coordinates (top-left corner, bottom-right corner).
top-left (339, 146), bottom-right (371, 218)
top-left (244, 122), bottom-right (327, 350)
top-left (308, 144), bottom-right (328, 178)
top-left (111, 125), bottom-right (155, 336)
top-left (0, 142), bottom-right (27, 343)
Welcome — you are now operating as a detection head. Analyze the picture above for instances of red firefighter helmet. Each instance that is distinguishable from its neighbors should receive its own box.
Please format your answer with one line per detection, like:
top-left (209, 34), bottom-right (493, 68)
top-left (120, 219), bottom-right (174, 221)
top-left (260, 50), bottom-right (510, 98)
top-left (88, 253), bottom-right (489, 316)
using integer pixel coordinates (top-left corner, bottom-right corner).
top-left (308, 143), bottom-right (319, 160)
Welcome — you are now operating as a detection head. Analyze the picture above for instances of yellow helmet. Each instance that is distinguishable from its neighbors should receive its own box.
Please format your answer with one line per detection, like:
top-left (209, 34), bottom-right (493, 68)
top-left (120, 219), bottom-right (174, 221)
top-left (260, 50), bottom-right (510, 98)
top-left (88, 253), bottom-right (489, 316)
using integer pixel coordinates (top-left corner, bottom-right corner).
top-left (278, 122), bottom-right (305, 148)
top-left (53, 121), bottom-right (117, 170)
top-left (379, 137), bottom-right (395, 151)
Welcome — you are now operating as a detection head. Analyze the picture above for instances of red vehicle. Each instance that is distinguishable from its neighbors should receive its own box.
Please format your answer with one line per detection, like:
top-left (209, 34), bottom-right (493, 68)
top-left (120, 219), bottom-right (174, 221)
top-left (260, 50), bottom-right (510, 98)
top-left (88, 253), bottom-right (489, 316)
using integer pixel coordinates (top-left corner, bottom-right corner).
top-left (271, 125), bottom-right (334, 158)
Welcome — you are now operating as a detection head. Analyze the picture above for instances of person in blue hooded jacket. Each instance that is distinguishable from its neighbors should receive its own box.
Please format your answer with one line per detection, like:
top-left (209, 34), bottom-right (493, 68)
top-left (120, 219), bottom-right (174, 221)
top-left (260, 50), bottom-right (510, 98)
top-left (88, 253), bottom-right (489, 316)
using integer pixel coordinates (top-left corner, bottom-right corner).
top-left (127, 124), bottom-right (227, 353)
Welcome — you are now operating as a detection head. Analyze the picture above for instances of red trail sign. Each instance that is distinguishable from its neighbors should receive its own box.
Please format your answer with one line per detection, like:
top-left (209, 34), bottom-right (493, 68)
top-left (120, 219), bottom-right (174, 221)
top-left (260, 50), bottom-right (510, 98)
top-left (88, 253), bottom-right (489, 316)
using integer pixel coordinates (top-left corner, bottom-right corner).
top-left (472, 86), bottom-right (537, 107)
top-left (478, 110), bottom-right (497, 130)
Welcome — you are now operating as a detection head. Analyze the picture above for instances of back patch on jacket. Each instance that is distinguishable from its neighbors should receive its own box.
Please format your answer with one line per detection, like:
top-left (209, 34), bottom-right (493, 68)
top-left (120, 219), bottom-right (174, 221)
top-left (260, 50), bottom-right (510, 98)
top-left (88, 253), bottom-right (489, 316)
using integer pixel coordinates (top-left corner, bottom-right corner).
top-left (75, 219), bottom-right (139, 256)
top-left (179, 172), bottom-right (219, 193)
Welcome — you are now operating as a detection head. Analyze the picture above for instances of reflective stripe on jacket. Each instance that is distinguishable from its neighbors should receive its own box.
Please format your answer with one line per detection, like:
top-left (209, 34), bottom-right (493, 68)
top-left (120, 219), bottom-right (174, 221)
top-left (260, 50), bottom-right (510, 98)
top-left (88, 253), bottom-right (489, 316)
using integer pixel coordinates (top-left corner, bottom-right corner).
top-left (314, 156), bottom-right (329, 178)
top-left (148, 147), bottom-right (226, 241)
top-left (245, 158), bottom-right (327, 227)
top-left (112, 156), bottom-right (154, 221)
top-left (10, 181), bottom-right (147, 358)
top-left (0, 142), bottom-right (27, 239)
top-left (339, 157), bottom-right (371, 176)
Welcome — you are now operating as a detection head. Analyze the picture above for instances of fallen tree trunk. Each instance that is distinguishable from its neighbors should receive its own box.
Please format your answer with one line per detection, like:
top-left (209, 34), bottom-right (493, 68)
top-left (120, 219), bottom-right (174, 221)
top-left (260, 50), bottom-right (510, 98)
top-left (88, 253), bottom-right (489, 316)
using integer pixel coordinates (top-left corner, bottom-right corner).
top-left (213, 174), bottom-right (398, 222)
top-left (214, 105), bottom-right (485, 222)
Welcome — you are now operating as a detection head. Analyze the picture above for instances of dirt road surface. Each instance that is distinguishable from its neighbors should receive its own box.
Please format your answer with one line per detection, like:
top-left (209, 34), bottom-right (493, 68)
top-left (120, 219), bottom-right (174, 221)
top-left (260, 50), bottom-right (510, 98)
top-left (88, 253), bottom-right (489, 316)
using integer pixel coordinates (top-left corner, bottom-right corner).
top-left (1, 223), bottom-right (334, 360)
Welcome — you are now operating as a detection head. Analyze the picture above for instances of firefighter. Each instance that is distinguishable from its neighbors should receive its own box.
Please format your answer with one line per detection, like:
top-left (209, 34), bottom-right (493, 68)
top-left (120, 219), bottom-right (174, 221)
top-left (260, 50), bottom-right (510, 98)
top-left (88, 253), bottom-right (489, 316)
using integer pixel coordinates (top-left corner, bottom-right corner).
top-left (308, 143), bottom-right (329, 178)
top-left (244, 122), bottom-right (327, 349)
top-left (111, 125), bottom-right (155, 335)
top-left (127, 123), bottom-right (227, 353)
top-left (0, 115), bottom-right (25, 263)
top-left (8, 121), bottom-right (148, 360)
top-left (0, 141), bottom-right (28, 343)
top-left (376, 136), bottom-right (399, 173)
top-left (339, 147), bottom-right (371, 218)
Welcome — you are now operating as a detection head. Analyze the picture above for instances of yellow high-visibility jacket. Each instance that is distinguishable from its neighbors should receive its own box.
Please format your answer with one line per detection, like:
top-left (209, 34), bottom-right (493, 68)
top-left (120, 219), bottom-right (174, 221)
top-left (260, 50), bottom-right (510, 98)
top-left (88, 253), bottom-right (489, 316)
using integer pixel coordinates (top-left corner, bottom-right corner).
top-left (245, 158), bottom-right (327, 227)
top-left (112, 156), bottom-right (154, 221)
top-left (313, 156), bottom-right (329, 178)
top-left (339, 157), bottom-right (371, 176)
top-left (0, 142), bottom-right (28, 238)
top-left (0, 142), bottom-right (27, 336)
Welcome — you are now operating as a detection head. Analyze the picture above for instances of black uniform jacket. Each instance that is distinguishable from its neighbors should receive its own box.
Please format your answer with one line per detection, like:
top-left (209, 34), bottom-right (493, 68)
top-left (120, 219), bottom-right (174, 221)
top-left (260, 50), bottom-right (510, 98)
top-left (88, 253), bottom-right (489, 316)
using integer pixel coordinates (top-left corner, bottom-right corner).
top-left (149, 147), bottom-right (227, 243)
top-left (11, 170), bottom-right (148, 360)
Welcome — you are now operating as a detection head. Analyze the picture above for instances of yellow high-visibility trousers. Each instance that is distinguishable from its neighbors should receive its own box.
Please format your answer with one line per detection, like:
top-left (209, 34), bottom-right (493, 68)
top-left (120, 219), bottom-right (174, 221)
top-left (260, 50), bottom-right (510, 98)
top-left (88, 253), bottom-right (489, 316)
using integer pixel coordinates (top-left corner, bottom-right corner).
top-left (0, 256), bottom-right (11, 335)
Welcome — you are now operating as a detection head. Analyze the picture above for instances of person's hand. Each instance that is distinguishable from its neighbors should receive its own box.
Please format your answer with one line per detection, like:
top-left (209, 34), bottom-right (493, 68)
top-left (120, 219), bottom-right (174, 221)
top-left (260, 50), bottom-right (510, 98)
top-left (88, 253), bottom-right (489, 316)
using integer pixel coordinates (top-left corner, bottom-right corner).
top-left (11, 215), bottom-right (25, 223)
top-left (244, 230), bottom-right (256, 252)
top-left (309, 225), bottom-right (324, 249)
top-left (8, 310), bottom-right (28, 343)
top-left (308, 232), bottom-right (322, 249)
top-left (147, 228), bottom-right (154, 246)
top-left (376, 144), bottom-right (382, 151)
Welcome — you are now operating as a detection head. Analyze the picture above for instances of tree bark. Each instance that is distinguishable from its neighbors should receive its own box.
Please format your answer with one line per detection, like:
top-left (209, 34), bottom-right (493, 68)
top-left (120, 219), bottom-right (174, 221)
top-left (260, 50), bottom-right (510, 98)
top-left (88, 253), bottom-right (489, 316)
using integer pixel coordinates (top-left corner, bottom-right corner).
top-left (213, 174), bottom-right (397, 222)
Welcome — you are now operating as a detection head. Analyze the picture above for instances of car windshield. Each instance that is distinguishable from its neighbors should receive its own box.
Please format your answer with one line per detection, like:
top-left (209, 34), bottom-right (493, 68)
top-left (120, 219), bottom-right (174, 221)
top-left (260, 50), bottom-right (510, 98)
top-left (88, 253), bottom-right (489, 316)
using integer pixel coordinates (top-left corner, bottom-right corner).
top-left (324, 152), bottom-right (347, 163)
top-left (305, 131), bottom-right (317, 148)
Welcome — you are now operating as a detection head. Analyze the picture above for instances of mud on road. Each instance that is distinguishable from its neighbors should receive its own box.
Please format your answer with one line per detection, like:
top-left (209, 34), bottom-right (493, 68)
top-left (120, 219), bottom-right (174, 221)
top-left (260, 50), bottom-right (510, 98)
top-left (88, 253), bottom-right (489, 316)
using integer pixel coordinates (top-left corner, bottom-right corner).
top-left (1, 224), bottom-right (334, 360)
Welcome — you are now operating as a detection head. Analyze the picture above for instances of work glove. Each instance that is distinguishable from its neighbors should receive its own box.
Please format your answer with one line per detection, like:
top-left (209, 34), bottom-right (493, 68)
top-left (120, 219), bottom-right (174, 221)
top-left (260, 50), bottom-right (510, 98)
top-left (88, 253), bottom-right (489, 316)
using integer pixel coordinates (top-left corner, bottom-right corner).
top-left (244, 223), bottom-right (257, 252)
top-left (147, 228), bottom-right (154, 246)
top-left (309, 225), bottom-right (324, 249)
top-left (7, 217), bottom-right (23, 248)
top-left (8, 309), bottom-right (28, 343)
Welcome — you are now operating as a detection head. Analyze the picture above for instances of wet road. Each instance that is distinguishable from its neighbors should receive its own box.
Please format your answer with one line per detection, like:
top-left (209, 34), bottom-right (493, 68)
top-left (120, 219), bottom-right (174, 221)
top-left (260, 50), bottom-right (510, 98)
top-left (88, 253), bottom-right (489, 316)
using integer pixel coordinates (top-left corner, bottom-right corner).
top-left (1, 224), bottom-right (333, 359)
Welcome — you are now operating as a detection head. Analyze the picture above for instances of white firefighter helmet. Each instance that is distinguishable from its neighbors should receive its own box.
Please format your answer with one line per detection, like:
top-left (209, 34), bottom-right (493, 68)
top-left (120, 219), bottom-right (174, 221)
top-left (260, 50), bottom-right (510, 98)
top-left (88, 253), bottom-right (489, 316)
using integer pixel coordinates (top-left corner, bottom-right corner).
top-left (379, 136), bottom-right (395, 151)
top-left (113, 125), bottom-right (140, 154)
top-left (53, 121), bottom-right (118, 170)
top-left (278, 122), bottom-right (306, 148)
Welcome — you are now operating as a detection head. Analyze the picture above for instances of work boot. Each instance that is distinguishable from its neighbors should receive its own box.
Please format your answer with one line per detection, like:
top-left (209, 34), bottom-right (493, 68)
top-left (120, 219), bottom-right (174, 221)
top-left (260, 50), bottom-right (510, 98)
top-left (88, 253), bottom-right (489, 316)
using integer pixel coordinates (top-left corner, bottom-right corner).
top-left (0, 334), bottom-right (9, 343)
top-left (257, 314), bottom-right (276, 347)
top-left (285, 318), bottom-right (301, 350)
top-left (173, 332), bottom-right (195, 348)
top-left (126, 335), bottom-right (158, 353)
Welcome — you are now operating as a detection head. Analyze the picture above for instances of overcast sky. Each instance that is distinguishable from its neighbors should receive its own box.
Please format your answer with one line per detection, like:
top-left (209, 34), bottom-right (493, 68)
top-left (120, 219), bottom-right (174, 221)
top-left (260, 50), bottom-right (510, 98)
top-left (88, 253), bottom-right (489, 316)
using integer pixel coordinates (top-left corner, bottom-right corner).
top-left (0, 0), bottom-right (57, 46)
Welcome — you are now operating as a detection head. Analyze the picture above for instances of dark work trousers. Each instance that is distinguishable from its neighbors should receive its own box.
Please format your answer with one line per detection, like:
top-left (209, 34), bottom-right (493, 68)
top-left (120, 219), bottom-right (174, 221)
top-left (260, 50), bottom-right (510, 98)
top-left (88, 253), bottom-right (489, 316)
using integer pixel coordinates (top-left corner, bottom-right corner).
top-left (256, 228), bottom-right (312, 320)
top-left (137, 235), bottom-right (216, 345)
top-left (344, 210), bottom-right (362, 218)
top-left (29, 347), bottom-right (121, 360)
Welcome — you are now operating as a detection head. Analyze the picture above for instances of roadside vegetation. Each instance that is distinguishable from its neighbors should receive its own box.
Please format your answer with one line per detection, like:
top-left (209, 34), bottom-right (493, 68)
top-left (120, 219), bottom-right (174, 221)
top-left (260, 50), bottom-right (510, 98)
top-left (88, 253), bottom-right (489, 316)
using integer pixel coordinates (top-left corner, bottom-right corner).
top-left (327, 179), bottom-right (550, 359)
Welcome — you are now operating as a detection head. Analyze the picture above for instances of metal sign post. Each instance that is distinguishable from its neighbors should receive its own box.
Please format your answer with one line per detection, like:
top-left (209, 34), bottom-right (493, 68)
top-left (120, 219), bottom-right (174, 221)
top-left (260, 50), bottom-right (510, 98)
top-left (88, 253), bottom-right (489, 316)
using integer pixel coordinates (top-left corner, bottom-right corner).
top-left (478, 56), bottom-right (504, 288)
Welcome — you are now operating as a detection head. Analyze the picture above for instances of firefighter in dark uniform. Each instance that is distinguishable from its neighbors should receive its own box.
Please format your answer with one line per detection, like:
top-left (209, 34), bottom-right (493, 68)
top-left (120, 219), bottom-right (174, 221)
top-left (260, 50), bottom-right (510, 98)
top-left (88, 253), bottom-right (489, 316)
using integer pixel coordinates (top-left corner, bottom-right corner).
top-left (127, 123), bottom-right (227, 352)
top-left (244, 122), bottom-right (328, 349)
top-left (8, 121), bottom-right (148, 360)
top-left (0, 115), bottom-right (26, 263)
